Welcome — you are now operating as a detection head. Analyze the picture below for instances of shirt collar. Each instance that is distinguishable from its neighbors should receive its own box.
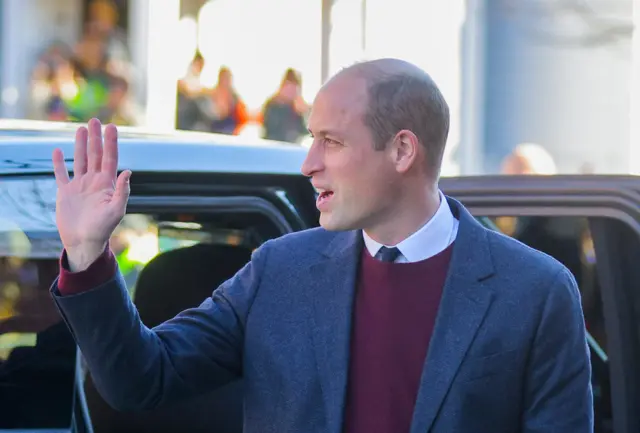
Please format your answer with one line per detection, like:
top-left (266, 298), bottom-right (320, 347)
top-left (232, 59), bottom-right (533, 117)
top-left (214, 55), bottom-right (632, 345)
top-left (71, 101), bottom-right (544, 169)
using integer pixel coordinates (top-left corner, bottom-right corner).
top-left (362, 190), bottom-right (457, 262)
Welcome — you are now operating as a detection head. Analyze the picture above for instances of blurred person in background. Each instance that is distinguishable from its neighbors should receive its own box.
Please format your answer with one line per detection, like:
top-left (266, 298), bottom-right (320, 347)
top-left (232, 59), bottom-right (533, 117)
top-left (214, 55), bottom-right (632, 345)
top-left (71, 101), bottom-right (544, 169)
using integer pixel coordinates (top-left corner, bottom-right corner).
top-left (26, 0), bottom-right (134, 125)
top-left (176, 52), bottom-right (212, 131)
top-left (261, 68), bottom-right (309, 143)
top-left (497, 143), bottom-right (587, 289)
top-left (495, 142), bottom-right (557, 237)
top-left (500, 142), bottom-right (558, 175)
top-left (86, 0), bottom-right (130, 67)
top-left (208, 67), bottom-right (248, 135)
top-left (66, 22), bottom-right (112, 122)
top-left (28, 42), bottom-right (71, 119)
top-left (495, 142), bottom-right (558, 235)
top-left (41, 58), bottom-right (79, 122)
top-left (95, 75), bottom-right (140, 126)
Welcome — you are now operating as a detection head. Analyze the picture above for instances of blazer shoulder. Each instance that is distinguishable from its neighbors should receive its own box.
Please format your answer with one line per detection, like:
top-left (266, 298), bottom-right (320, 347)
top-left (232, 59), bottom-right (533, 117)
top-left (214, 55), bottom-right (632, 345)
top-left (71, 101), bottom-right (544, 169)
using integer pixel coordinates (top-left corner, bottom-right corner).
top-left (484, 227), bottom-right (570, 286)
top-left (265, 227), bottom-right (338, 261)
top-left (273, 226), bottom-right (336, 245)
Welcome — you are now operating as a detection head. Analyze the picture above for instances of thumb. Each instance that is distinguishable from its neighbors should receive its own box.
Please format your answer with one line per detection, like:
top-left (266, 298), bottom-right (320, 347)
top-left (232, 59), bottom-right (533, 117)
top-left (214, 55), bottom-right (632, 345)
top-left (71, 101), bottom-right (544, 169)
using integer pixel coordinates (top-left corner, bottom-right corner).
top-left (114, 170), bottom-right (131, 207)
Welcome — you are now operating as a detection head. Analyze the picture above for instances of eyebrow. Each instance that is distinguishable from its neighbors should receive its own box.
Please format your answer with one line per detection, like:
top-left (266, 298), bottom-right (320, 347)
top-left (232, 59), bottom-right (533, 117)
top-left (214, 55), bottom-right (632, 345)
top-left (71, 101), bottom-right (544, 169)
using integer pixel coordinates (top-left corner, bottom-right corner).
top-left (308, 128), bottom-right (342, 138)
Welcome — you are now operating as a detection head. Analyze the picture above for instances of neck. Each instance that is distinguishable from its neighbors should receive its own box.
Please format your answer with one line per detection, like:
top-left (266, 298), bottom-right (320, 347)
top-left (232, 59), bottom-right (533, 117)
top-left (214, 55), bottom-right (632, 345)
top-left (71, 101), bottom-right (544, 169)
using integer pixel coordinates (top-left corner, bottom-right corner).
top-left (364, 186), bottom-right (440, 246)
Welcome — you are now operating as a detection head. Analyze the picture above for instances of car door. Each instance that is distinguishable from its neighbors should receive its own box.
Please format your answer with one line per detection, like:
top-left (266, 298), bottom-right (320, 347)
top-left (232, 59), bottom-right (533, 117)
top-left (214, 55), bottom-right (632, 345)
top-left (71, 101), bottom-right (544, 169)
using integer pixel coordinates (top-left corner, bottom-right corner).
top-left (440, 175), bottom-right (640, 433)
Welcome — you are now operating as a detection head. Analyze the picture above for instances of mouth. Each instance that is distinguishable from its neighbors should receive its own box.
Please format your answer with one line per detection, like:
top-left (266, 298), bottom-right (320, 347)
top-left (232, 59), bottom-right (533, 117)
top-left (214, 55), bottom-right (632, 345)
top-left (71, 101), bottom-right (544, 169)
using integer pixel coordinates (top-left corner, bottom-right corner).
top-left (316, 189), bottom-right (334, 209)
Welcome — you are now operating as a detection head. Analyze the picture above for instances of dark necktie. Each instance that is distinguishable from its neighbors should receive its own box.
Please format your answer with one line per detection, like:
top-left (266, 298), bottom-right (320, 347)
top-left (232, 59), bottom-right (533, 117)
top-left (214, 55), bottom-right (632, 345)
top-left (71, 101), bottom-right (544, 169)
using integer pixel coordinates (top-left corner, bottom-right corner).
top-left (375, 246), bottom-right (401, 263)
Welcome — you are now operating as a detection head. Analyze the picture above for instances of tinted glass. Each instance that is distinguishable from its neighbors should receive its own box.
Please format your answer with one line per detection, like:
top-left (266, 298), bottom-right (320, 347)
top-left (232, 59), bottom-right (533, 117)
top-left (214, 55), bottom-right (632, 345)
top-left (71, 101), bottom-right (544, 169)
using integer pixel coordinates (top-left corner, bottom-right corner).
top-left (0, 176), bottom-right (254, 430)
top-left (0, 177), bottom-right (74, 429)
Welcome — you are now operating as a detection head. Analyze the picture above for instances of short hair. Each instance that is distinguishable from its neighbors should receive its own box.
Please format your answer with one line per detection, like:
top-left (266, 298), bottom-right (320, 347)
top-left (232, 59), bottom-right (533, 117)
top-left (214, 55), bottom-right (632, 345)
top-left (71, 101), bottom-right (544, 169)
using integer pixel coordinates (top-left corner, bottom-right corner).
top-left (193, 51), bottom-right (204, 63)
top-left (282, 68), bottom-right (301, 86)
top-left (352, 62), bottom-right (450, 176)
top-left (505, 143), bottom-right (557, 175)
top-left (89, 0), bottom-right (118, 24)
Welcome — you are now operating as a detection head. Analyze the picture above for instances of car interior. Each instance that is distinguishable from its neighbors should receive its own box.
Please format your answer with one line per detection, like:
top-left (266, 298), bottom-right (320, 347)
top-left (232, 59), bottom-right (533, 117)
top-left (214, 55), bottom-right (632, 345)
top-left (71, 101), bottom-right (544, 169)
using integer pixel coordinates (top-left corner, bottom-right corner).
top-left (0, 256), bottom-right (77, 430)
top-left (0, 210), bottom-right (614, 433)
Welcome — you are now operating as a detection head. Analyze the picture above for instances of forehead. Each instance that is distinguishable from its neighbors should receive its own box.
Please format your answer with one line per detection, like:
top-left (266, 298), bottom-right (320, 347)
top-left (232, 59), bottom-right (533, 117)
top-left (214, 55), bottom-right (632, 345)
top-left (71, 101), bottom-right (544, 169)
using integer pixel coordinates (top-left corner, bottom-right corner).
top-left (308, 74), bottom-right (368, 135)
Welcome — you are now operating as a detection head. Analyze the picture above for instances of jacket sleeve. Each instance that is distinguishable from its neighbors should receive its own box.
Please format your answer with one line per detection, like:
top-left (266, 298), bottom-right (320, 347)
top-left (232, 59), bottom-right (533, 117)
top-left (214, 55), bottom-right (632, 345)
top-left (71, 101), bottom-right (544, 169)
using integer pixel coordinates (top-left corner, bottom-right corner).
top-left (522, 267), bottom-right (594, 432)
top-left (50, 239), bottom-right (272, 412)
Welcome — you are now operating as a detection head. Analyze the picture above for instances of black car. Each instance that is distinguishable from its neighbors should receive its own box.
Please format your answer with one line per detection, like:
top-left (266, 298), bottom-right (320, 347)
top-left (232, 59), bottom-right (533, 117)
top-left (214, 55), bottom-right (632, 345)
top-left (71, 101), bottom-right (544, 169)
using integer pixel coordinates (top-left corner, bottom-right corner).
top-left (0, 122), bottom-right (638, 433)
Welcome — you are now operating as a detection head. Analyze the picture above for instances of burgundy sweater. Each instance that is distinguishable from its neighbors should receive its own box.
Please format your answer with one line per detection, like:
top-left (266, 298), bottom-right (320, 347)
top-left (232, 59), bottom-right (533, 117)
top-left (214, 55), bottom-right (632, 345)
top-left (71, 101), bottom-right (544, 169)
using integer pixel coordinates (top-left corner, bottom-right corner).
top-left (58, 246), bottom-right (117, 295)
top-left (58, 242), bottom-right (454, 433)
top-left (343, 244), bottom-right (453, 433)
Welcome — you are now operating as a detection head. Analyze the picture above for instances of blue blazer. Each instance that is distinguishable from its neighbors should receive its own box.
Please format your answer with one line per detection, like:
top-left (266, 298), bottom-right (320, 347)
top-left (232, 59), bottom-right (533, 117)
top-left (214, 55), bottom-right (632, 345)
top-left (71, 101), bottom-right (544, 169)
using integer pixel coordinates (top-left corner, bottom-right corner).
top-left (51, 197), bottom-right (593, 433)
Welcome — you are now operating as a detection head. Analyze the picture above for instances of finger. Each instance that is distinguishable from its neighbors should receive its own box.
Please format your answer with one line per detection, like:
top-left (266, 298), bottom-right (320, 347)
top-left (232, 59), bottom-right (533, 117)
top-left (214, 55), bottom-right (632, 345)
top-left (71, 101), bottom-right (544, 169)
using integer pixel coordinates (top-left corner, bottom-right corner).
top-left (73, 126), bottom-right (88, 176)
top-left (87, 118), bottom-right (103, 173)
top-left (102, 124), bottom-right (119, 180)
top-left (113, 170), bottom-right (131, 209)
top-left (52, 148), bottom-right (70, 186)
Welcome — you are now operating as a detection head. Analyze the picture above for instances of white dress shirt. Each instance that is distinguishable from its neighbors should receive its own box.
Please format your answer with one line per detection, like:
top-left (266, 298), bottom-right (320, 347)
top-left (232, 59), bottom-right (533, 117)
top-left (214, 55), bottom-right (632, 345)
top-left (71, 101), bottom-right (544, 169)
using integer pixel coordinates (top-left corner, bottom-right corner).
top-left (362, 190), bottom-right (459, 263)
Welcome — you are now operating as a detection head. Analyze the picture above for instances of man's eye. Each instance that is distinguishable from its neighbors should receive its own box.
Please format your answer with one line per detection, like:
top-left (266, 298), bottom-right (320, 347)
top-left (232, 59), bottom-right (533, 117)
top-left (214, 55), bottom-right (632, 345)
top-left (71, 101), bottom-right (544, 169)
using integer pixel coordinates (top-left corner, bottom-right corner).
top-left (324, 138), bottom-right (340, 146)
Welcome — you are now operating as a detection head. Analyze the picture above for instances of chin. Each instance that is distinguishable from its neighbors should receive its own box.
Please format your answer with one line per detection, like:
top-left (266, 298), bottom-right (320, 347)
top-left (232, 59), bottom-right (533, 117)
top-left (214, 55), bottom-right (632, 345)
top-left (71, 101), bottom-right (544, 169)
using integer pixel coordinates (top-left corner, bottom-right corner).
top-left (318, 215), bottom-right (339, 231)
top-left (318, 212), bottom-right (357, 232)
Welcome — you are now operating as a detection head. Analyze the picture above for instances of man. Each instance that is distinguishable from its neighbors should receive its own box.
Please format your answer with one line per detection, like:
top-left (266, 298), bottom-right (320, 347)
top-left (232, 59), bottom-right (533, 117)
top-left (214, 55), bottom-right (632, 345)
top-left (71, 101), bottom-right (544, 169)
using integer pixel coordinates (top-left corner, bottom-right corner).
top-left (50, 59), bottom-right (593, 432)
top-left (262, 68), bottom-right (309, 143)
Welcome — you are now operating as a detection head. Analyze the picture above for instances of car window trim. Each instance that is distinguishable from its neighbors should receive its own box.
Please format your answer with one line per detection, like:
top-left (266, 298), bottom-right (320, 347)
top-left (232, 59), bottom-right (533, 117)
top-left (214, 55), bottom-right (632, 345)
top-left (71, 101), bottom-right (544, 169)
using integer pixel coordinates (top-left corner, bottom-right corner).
top-left (450, 203), bottom-right (640, 233)
top-left (73, 346), bottom-right (93, 433)
top-left (127, 195), bottom-right (295, 235)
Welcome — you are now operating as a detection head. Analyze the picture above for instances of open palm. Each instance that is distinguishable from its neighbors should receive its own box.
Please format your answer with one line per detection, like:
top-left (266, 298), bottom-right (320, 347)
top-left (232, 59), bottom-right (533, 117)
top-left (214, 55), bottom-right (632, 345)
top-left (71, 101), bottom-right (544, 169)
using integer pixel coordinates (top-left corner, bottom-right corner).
top-left (53, 118), bottom-right (131, 261)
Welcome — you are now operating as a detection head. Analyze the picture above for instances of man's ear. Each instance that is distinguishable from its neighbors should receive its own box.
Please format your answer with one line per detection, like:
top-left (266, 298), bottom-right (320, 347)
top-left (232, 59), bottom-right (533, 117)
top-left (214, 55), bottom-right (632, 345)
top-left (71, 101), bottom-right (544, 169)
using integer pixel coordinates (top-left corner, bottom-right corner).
top-left (392, 129), bottom-right (420, 173)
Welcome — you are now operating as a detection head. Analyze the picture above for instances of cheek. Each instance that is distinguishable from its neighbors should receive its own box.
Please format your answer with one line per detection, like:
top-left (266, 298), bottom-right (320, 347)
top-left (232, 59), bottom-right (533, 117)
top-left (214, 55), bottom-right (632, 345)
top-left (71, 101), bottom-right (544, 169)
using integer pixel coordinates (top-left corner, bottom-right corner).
top-left (341, 160), bottom-right (389, 200)
top-left (330, 153), bottom-right (366, 186)
top-left (327, 147), bottom-right (391, 194)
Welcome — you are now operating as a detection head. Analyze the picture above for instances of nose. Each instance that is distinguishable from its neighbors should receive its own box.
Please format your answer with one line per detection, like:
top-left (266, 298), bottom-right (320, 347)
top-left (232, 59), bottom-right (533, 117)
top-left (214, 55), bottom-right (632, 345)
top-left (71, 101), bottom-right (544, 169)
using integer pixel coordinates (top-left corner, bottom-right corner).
top-left (301, 140), bottom-right (324, 177)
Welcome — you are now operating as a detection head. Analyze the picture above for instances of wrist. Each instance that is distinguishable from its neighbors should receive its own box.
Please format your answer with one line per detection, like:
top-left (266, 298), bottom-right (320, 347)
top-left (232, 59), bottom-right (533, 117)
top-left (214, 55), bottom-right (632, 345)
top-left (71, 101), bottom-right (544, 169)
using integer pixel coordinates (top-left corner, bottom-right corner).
top-left (66, 242), bottom-right (108, 272)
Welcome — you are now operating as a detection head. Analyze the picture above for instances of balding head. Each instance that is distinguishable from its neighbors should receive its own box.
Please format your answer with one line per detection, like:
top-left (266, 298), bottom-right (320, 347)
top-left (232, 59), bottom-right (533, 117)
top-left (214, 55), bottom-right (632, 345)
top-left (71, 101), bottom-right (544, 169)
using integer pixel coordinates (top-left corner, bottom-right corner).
top-left (329, 58), bottom-right (450, 177)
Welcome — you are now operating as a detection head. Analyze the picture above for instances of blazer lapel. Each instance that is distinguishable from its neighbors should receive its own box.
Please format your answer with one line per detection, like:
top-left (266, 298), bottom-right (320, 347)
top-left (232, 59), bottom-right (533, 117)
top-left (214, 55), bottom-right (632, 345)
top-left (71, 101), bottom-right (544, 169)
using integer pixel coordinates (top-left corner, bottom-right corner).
top-left (308, 230), bottom-right (362, 433)
top-left (410, 198), bottom-right (496, 433)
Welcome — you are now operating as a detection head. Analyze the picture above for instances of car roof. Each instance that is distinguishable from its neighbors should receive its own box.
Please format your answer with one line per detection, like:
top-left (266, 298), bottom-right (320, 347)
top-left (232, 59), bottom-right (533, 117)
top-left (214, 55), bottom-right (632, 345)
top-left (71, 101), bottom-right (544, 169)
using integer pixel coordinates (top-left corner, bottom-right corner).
top-left (0, 119), bottom-right (309, 176)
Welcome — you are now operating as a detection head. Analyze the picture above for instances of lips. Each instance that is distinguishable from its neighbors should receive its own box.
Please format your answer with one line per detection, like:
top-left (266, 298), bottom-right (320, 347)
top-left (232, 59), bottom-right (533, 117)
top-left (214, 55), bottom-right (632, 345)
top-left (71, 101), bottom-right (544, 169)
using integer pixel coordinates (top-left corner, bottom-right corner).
top-left (315, 188), bottom-right (334, 210)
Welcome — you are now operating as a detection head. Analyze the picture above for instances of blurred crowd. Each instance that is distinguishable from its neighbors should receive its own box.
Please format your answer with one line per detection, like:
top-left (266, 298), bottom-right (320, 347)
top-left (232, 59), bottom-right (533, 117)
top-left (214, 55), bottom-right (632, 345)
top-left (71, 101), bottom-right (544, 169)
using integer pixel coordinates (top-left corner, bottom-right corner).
top-left (28, 0), bottom-right (138, 126)
top-left (176, 54), bottom-right (309, 143)
top-left (26, 0), bottom-right (311, 144)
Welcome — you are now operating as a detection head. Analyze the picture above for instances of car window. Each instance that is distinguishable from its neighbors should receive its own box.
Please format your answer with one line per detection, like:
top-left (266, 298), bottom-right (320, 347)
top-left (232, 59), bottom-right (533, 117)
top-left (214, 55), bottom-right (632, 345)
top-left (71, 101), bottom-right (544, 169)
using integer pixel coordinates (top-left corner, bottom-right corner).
top-left (0, 177), bottom-right (73, 429)
top-left (0, 176), bottom-right (253, 430)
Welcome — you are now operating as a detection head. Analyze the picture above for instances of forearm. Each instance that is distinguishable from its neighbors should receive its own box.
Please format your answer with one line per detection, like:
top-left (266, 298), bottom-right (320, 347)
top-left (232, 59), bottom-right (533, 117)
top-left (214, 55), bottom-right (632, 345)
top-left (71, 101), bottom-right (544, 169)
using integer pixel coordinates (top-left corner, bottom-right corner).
top-left (52, 273), bottom-right (177, 410)
top-left (50, 243), bottom-right (267, 411)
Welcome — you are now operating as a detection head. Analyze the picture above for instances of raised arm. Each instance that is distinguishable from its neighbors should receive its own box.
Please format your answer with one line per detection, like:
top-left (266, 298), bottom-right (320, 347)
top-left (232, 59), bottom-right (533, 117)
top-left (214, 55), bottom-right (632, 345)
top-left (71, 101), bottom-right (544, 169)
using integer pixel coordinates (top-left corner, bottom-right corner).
top-left (50, 119), bottom-right (263, 411)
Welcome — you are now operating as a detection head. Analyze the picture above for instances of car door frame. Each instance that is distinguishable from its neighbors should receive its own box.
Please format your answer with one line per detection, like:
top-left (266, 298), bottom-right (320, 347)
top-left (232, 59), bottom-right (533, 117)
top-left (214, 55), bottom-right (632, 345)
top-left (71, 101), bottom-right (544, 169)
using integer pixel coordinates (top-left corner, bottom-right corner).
top-left (128, 171), bottom-right (319, 232)
top-left (441, 174), bottom-right (640, 433)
